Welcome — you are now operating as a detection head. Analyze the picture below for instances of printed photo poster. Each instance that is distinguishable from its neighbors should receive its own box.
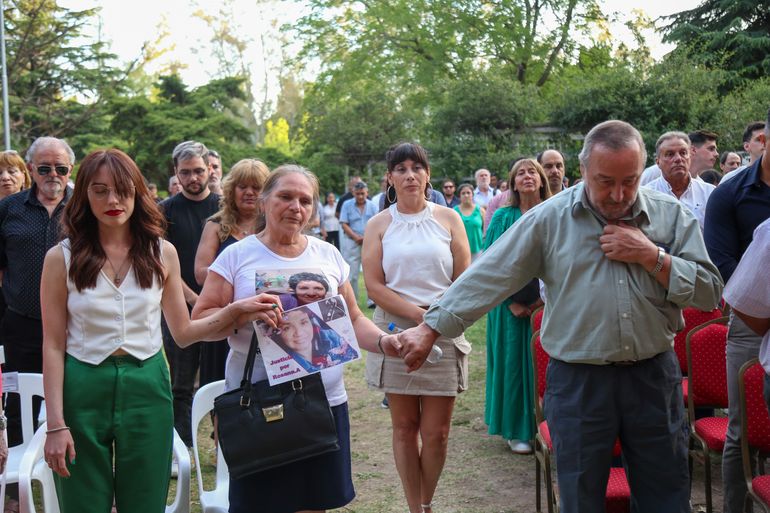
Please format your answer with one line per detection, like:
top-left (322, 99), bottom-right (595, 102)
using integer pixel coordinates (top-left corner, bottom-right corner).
top-left (252, 269), bottom-right (361, 385)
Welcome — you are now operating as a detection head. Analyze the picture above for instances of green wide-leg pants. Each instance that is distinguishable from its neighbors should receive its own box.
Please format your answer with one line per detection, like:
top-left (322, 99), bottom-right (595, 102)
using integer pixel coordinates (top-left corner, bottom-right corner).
top-left (55, 352), bottom-right (174, 513)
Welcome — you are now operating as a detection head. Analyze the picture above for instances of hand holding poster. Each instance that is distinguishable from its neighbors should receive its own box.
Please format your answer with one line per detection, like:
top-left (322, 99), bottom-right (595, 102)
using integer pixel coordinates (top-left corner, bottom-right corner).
top-left (255, 295), bottom-right (361, 385)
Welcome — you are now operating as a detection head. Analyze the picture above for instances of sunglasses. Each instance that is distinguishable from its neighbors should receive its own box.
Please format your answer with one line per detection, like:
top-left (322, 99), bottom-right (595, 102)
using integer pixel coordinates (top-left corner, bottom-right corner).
top-left (36, 165), bottom-right (69, 176)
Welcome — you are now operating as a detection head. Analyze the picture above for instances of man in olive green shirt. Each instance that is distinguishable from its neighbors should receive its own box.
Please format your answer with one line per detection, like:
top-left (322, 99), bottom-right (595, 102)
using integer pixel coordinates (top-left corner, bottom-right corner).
top-left (397, 120), bottom-right (723, 513)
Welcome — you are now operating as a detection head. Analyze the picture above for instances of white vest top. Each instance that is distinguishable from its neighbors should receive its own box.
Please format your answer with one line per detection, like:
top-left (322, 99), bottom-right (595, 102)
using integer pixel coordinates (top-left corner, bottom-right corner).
top-left (382, 203), bottom-right (454, 305)
top-left (61, 240), bottom-right (163, 364)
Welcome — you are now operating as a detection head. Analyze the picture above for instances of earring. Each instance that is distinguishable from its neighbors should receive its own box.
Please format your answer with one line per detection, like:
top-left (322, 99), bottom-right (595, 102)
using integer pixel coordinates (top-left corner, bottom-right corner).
top-left (386, 185), bottom-right (397, 203)
top-left (425, 181), bottom-right (435, 200)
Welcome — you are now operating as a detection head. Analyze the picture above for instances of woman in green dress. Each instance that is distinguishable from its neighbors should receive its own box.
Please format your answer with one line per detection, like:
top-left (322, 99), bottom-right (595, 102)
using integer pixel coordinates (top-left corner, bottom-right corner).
top-left (454, 183), bottom-right (485, 260)
top-left (484, 158), bottom-right (552, 454)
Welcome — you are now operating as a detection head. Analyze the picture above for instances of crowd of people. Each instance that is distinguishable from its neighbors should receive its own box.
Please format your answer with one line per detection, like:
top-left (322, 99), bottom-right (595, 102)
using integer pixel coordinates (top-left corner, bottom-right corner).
top-left (0, 112), bottom-right (766, 513)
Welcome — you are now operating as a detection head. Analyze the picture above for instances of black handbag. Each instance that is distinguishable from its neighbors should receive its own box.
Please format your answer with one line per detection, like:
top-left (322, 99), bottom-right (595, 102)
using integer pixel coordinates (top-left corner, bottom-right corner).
top-left (213, 331), bottom-right (339, 479)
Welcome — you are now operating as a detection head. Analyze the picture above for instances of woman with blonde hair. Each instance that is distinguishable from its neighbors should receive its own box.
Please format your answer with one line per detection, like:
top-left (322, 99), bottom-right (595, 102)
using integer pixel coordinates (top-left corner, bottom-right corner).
top-left (194, 158), bottom-right (270, 385)
top-left (484, 158), bottom-right (551, 454)
top-left (0, 150), bottom-right (31, 200)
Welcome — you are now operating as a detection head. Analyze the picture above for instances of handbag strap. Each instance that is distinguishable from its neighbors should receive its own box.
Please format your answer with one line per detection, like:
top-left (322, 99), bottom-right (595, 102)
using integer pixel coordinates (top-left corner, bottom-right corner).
top-left (240, 329), bottom-right (260, 390)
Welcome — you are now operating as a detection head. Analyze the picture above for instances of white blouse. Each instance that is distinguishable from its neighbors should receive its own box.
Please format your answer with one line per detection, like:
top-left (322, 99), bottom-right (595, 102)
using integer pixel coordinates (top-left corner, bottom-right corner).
top-left (381, 203), bottom-right (454, 305)
top-left (62, 240), bottom-right (164, 365)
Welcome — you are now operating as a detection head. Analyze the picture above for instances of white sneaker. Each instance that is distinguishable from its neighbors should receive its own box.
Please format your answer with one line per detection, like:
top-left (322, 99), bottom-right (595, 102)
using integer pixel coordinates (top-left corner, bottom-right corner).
top-left (507, 439), bottom-right (533, 454)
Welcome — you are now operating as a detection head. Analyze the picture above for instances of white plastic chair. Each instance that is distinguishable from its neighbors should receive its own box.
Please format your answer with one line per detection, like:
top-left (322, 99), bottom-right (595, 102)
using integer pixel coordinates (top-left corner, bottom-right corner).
top-left (4, 373), bottom-right (44, 488)
top-left (167, 429), bottom-right (192, 513)
top-left (17, 423), bottom-right (59, 513)
top-left (18, 426), bottom-right (190, 513)
top-left (191, 380), bottom-right (229, 513)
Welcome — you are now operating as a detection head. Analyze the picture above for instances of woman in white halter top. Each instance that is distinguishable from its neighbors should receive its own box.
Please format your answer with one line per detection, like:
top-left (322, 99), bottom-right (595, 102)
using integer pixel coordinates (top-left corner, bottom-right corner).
top-left (362, 142), bottom-right (471, 513)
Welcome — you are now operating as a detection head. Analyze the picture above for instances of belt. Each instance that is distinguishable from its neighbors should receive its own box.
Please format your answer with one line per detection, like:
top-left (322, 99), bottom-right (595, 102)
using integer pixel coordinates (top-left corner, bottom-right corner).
top-left (605, 360), bottom-right (640, 367)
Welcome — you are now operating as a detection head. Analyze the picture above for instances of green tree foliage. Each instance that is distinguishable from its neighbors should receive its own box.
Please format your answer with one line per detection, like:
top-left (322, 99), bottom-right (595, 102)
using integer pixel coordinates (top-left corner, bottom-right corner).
top-left (427, 72), bottom-right (545, 178)
top-left (3, 0), bottom-right (129, 150)
top-left (295, 0), bottom-right (601, 88)
top-left (549, 57), bottom-right (725, 158)
top-left (109, 75), bottom-right (254, 184)
top-left (663, 0), bottom-right (770, 86)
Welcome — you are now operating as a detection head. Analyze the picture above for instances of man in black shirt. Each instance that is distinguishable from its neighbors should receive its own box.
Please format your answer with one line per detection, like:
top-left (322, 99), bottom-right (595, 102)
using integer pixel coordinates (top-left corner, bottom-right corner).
top-left (0, 137), bottom-right (73, 511)
top-left (160, 140), bottom-right (219, 447)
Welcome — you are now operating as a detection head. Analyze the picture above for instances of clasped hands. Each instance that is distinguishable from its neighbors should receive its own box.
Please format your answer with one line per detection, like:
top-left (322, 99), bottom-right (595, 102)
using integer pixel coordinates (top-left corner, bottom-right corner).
top-left (378, 323), bottom-right (439, 373)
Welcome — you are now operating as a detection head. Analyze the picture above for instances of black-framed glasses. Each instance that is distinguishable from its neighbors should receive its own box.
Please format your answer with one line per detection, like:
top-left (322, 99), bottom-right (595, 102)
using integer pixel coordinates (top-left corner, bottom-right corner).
top-left (443, 185), bottom-right (455, 189)
top-left (36, 165), bottom-right (69, 176)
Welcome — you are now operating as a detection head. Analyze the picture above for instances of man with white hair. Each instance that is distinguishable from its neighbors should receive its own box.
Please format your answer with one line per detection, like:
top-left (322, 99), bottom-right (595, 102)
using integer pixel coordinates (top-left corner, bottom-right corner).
top-left (473, 168), bottom-right (497, 208)
top-left (0, 137), bottom-right (75, 500)
top-left (645, 131), bottom-right (715, 230)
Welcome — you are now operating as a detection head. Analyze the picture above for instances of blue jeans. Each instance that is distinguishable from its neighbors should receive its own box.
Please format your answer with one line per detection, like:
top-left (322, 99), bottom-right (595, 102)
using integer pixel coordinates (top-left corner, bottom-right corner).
top-left (544, 352), bottom-right (690, 513)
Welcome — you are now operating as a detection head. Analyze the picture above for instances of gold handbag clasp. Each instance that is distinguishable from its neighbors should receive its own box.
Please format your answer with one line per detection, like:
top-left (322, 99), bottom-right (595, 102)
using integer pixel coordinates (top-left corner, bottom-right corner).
top-left (262, 404), bottom-right (284, 422)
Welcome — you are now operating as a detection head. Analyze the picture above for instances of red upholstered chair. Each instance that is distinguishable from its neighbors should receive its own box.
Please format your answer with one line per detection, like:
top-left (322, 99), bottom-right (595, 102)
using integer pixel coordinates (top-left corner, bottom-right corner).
top-left (531, 305), bottom-right (544, 333)
top-left (674, 307), bottom-right (724, 374)
top-left (739, 359), bottom-right (770, 513)
top-left (530, 332), bottom-right (629, 513)
top-left (685, 316), bottom-right (729, 513)
top-left (675, 309), bottom-right (724, 407)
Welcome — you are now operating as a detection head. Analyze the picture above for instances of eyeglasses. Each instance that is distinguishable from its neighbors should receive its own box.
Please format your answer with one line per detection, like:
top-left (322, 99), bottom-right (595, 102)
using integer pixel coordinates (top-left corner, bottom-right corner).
top-left (177, 168), bottom-right (207, 178)
top-left (36, 165), bottom-right (69, 176)
top-left (88, 184), bottom-right (135, 199)
top-left (443, 185), bottom-right (455, 189)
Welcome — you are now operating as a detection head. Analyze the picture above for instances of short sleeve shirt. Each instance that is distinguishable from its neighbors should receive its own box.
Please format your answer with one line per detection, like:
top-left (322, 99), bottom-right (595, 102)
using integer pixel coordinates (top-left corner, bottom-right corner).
top-left (724, 218), bottom-right (770, 372)
top-left (209, 235), bottom-right (351, 406)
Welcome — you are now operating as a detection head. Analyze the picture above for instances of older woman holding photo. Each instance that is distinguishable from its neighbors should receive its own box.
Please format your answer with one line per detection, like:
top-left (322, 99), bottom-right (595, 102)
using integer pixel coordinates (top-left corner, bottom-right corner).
top-left (484, 158), bottom-right (551, 454)
top-left (192, 164), bottom-right (400, 513)
top-left (362, 142), bottom-right (471, 513)
top-left (40, 149), bottom-right (278, 513)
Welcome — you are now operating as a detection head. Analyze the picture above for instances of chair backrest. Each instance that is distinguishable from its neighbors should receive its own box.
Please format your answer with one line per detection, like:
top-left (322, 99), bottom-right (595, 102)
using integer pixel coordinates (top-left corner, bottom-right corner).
top-left (11, 374), bottom-right (45, 446)
top-left (739, 359), bottom-right (770, 498)
top-left (530, 331), bottom-right (549, 423)
top-left (674, 307), bottom-right (723, 374)
top-left (191, 380), bottom-right (229, 510)
top-left (686, 317), bottom-right (729, 418)
top-left (531, 306), bottom-right (545, 333)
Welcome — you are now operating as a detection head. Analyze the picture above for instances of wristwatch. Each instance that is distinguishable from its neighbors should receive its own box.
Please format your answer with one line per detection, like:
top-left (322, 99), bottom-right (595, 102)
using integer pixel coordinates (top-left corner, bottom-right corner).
top-left (0, 414), bottom-right (7, 431)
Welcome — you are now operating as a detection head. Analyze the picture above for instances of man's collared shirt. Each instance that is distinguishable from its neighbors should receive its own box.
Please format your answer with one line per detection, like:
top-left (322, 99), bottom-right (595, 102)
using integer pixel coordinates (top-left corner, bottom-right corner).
top-left (473, 187), bottom-right (497, 208)
top-left (340, 199), bottom-right (378, 238)
top-left (424, 184), bottom-right (723, 364)
top-left (645, 176), bottom-right (715, 230)
top-left (704, 156), bottom-right (770, 283)
top-left (723, 218), bottom-right (770, 372)
top-left (0, 185), bottom-right (72, 319)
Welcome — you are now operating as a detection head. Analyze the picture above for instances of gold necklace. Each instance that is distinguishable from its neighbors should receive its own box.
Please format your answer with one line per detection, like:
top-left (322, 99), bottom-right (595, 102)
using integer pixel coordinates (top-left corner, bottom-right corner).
top-left (104, 252), bottom-right (131, 285)
top-left (234, 221), bottom-right (255, 237)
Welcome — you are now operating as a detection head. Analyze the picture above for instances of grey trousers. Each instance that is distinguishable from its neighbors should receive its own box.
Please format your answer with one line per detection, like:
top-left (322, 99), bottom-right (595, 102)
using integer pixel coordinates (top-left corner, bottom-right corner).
top-left (340, 239), bottom-right (363, 300)
top-left (544, 352), bottom-right (690, 513)
top-left (723, 313), bottom-right (762, 513)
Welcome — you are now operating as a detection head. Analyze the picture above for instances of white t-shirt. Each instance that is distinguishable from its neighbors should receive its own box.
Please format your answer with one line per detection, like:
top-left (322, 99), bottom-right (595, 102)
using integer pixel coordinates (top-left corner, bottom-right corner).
top-left (724, 219), bottom-right (770, 373)
top-left (209, 235), bottom-right (351, 406)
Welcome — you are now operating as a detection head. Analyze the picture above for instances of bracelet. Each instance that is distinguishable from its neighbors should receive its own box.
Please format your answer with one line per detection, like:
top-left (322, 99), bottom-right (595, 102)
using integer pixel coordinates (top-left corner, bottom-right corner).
top-left (377, 333), bottom-right (386, 354)
top-left (46, 426), bottom-right (70, 434)
top-left (650, 247), bottom-right (666, 277)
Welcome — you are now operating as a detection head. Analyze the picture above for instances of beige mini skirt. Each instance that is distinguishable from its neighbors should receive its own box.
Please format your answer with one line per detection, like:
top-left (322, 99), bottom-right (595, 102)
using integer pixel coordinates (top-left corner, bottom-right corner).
top-left (365, 307), bottom-right (471, 396)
